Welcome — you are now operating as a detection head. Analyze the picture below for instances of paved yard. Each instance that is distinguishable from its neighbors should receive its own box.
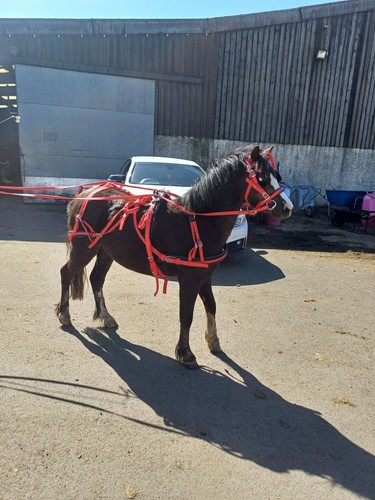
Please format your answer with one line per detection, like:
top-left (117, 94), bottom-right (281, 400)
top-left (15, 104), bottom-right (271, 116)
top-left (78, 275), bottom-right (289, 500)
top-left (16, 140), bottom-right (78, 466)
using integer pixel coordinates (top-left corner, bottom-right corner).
top-left (1, 198), bottom-right (374, 499)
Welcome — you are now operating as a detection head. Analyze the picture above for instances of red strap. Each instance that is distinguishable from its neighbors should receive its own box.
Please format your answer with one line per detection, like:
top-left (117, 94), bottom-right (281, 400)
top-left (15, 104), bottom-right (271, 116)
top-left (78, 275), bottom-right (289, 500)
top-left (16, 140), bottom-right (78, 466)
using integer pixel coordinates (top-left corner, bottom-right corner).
top-left (0, 180), bottom-right (135, 200)
top-left (263, 149), bottom-right (276, 170)
top-left (138, 203), bottom-right (169, 296)
top-left (188, 216), bottom-right (204, 262)
top-left (23, 171), bottom-right (282, 294)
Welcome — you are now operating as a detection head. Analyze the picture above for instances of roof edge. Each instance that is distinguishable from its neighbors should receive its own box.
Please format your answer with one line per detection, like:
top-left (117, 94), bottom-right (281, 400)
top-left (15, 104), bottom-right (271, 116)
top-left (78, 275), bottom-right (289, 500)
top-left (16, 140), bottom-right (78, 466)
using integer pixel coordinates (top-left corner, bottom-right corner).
top-left (0, 0), bottom-right (374, 35)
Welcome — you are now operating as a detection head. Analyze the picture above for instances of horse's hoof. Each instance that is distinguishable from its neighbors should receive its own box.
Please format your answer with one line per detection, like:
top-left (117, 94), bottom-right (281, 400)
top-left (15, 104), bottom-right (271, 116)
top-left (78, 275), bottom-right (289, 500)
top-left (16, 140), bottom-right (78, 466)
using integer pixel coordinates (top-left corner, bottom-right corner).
top-left (207, 338), bottom-right (222, 353)
top-left (183, 361), bottom-right (199, 370)
top-left (103, 317), bottom-right (118, 328)
top-left (175, 348), bottom-right (198, 369)
top-left (58, 313), bottom-right (72, 326)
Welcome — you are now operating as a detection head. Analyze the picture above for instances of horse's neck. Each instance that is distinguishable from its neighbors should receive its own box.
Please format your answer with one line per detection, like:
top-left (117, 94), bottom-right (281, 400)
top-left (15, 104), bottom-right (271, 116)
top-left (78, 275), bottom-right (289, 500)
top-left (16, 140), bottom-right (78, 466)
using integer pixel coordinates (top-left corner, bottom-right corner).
top-left (212, 166), bottom-right (248, 211)
top-left (184, 164), bottom-right (247, 213)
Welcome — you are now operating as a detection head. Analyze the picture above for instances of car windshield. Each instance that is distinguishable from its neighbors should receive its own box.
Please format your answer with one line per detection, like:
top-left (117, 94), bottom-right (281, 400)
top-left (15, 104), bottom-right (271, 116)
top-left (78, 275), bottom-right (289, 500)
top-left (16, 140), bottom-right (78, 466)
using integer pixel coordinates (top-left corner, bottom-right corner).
top-left (129, 162), bottom-right (203, 187)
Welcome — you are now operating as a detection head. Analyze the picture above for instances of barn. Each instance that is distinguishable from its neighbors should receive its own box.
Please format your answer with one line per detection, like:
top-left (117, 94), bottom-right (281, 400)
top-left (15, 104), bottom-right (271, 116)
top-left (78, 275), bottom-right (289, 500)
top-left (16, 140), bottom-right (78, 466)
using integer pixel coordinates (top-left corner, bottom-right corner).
top-left (0, 0), bottom-right (374, 193)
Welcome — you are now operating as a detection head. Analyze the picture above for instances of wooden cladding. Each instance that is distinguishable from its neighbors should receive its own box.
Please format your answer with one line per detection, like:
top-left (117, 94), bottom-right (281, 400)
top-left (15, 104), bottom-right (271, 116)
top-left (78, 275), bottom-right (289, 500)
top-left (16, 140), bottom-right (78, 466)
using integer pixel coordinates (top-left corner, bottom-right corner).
top-left (215, 10), bottom-right (375, 148)
top-left (1, 2), bottom-right (374, 148)
top-left (1, 32), bottom-right (218, 138)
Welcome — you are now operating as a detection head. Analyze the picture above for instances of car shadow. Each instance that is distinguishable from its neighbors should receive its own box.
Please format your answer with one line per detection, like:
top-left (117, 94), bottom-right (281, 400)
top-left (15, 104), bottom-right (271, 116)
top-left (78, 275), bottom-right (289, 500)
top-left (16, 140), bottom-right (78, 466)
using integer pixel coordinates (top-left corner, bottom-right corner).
top-left (63, 325), bottom-right (375, 499)
top-left (214, 249), bottom-right (285, 286)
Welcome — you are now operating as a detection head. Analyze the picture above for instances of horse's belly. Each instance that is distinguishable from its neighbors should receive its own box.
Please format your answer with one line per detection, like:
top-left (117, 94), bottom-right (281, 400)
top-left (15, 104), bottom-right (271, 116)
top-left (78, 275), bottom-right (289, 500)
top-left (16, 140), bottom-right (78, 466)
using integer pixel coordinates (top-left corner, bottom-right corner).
top-left (100, 231), bottom-right (151, 276)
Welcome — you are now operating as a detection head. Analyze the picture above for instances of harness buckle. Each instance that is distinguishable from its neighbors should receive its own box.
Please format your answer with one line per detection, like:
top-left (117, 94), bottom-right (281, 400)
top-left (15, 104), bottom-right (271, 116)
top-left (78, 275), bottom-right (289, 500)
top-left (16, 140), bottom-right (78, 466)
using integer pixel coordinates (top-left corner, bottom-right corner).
top-left (262, 192), bottom-right (270, 200)
top-left (153, 188), bottom-right (169, 199)
top-left (165, 256), bottom-right (177, 263)
top-left (266, 199), bottom-right (277, 211)
top-left (241, 203), bottom-right (256, 216)
top-left (247, 169), bottom-right (256, 179)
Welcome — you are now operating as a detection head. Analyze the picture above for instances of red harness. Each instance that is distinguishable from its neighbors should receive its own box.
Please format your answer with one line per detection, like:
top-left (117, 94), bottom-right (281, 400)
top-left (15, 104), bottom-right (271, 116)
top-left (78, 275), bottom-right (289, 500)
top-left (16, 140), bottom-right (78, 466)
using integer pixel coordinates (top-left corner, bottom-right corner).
top-left (69, 160), bottom-right (283, 295)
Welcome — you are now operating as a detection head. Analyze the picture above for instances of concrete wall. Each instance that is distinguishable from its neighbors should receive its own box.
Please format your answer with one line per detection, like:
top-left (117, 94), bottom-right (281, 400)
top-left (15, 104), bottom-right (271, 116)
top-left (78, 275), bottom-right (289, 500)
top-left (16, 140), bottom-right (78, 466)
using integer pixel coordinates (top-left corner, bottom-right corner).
top-left (155, 136), bottom-right (375, 202)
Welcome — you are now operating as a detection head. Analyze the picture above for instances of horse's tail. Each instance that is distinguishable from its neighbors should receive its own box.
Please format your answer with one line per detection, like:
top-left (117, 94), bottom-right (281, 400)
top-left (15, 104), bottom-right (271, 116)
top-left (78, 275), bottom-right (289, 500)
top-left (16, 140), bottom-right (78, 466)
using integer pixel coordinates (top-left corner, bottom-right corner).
top-left (70, 268), bottom-right (87, 300)
top-left (65, 239), bottom-right (87, 301)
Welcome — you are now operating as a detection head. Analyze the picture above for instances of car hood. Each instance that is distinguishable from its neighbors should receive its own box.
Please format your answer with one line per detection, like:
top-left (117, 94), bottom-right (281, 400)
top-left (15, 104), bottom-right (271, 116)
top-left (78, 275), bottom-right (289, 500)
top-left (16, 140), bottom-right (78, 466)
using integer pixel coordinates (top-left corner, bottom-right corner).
top-left (126, 185), bottom-right (189, 198)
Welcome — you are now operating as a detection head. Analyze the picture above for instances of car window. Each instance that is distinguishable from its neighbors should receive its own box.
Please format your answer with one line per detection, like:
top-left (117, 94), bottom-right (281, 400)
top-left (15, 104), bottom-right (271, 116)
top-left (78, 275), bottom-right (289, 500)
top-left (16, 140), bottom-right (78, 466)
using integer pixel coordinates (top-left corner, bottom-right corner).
top-left (120, 159), bottom-right (131, 175)
top-left (130, 162), bottom-right (203, 187)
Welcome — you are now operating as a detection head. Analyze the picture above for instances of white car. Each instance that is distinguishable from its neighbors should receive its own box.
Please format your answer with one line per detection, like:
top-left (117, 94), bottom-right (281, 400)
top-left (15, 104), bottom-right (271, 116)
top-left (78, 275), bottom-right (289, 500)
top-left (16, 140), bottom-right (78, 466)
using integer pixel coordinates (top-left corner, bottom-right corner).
top-left (108, 156), bottom-right (248, 256)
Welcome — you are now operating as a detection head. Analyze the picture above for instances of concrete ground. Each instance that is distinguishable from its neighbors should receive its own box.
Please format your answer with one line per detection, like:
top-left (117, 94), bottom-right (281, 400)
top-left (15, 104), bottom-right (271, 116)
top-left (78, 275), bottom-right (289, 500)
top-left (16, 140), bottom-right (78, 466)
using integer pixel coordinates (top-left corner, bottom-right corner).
top-left (0, 197), bottom-right (374, 500)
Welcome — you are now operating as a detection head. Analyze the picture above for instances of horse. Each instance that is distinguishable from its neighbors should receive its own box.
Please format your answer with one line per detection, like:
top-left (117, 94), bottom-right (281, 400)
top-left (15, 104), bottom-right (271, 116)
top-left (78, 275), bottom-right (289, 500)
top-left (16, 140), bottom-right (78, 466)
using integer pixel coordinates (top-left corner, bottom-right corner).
top-left (56, 145), bottom-right (293, 368)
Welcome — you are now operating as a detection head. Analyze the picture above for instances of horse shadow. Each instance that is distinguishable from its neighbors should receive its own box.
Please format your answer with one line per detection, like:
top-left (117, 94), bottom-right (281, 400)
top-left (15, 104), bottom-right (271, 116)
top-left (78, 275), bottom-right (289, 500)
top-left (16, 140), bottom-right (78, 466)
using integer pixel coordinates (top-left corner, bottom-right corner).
top-left (66, 325), bottom-right (375, 498)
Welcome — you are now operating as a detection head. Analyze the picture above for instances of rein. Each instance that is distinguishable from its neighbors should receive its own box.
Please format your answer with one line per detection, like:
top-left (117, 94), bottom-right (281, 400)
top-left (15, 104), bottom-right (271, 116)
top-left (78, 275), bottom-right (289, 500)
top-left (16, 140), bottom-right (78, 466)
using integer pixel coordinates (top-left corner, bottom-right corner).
top-left (68, 159), bottom-right (283, 294)
top-left (0, 148), bottom-right (285, 296)
top-left (0, 153), bottom-right (284, 295)
top-left (68, 188), bottom-right (229, 296)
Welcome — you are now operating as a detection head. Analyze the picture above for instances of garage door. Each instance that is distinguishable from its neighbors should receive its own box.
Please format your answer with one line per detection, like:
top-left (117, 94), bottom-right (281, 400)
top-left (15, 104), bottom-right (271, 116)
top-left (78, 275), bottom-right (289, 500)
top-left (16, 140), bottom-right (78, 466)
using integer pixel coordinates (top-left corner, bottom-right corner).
top-left (16, 65), bottom-right (155, 197)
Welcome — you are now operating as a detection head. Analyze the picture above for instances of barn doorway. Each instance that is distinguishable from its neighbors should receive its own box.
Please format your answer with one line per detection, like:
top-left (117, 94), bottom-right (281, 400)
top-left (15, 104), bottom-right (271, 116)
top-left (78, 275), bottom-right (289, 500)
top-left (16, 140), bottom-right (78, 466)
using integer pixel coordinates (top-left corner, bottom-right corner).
top-left (0, 65), bottom-right (20, 186)
top-left (15, 65), bottom-right (155, 197)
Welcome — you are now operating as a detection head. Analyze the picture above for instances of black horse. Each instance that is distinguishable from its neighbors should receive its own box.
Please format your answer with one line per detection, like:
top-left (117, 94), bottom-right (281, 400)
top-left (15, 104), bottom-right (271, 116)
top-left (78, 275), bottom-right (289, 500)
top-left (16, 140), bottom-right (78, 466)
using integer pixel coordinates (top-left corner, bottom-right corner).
top-left (56, 145), bottom-right (293, 368)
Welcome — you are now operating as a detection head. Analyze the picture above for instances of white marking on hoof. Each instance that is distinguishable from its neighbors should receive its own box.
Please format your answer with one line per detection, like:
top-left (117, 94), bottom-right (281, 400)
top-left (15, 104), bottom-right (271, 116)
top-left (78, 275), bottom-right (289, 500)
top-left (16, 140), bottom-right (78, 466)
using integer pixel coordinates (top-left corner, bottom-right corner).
top-left (206, 335), bottom-right (222, 353)
top-left (205, 313), bottom-right (222, 353)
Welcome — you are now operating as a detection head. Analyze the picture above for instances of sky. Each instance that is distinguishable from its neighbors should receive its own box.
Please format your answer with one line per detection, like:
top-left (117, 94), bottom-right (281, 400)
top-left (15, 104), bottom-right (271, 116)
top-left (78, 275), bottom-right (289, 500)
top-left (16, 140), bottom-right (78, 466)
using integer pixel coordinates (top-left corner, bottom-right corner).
top-left (1, 0), bottom-right (339, 19)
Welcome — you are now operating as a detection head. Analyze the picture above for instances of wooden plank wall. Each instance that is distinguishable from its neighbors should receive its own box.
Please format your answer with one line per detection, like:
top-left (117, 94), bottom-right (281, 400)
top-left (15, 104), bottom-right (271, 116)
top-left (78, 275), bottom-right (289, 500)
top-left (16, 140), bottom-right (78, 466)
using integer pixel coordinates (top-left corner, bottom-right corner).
top-left (215, 9), bottom-right (375, 148)
top-left (0, 3), bottom-right (374, 149)
top-left (0, 32), bottom-right (219, 139)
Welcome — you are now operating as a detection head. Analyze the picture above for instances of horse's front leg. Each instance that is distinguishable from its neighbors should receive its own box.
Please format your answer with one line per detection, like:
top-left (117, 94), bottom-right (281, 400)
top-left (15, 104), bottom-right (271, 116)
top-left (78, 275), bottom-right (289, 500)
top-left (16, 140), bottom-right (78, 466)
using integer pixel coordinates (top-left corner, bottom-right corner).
top-left (90, 248), bottom-right (118, 328)
top-left (176, 271), bottom-right (202, 369)
top-left (199, 278), bottom-right (222, 354)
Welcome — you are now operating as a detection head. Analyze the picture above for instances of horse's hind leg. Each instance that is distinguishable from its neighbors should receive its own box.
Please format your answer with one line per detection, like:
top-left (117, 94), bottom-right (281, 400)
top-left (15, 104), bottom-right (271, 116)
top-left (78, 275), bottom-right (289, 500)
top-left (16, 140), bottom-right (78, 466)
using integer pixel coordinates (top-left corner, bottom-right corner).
top-left (90, 248), bottom-right (118, 328)
top-left (199, 278), bottom-right (222, 354)
top-left (56, 239), bottom-right (96, 326)
top-left (56, 261), bottom-right (75, 326)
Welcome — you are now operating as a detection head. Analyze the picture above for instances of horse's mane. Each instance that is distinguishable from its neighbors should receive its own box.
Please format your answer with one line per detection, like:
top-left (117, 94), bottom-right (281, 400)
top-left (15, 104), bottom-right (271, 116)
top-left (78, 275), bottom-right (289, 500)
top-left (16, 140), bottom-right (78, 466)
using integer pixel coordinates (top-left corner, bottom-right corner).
top-left (181, 146), bottom-right (251, 213)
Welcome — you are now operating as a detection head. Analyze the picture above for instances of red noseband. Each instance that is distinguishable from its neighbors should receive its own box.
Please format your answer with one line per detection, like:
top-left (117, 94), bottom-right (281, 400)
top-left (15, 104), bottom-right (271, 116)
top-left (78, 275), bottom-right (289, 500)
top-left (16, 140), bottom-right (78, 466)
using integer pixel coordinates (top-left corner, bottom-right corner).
top-left (242, 153), bottom-right (283, 214)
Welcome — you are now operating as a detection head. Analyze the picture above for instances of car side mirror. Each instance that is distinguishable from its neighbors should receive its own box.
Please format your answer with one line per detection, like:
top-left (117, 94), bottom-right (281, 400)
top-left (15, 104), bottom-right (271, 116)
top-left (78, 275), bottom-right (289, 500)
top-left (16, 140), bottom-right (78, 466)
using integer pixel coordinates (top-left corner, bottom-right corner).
top-left (108, 174), bottom-right (125, 183)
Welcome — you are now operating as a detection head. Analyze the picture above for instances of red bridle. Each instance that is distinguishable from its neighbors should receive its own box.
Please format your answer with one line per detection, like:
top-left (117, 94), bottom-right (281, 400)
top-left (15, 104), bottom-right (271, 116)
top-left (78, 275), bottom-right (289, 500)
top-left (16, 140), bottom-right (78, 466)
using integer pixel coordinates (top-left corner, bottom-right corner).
top-left (242, 152), bottom-right (283, 215)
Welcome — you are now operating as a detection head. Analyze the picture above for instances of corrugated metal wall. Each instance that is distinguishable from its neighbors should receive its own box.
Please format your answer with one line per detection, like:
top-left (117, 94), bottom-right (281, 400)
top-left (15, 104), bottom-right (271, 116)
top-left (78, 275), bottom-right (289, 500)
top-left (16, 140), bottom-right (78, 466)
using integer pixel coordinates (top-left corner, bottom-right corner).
top-left (215, 9), bottom-right (375, 148)
top-left (0, 0), bottom-right (374, 149)
top-left (0, 32), bottom-right (219, 138)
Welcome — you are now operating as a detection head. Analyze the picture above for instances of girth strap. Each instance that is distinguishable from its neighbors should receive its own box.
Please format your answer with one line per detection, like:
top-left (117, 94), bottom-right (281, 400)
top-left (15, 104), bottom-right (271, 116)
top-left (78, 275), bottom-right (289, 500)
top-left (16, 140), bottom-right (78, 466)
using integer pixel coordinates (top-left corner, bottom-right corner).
top-left (136, 200), bottom-right (227, 295)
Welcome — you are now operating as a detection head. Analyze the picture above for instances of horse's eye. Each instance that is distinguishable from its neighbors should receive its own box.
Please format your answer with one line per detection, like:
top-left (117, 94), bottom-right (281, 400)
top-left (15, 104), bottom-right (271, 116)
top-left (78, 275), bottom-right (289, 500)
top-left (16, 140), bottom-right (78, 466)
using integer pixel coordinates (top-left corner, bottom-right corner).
top-left (257, 172), bottom-right (268, 185)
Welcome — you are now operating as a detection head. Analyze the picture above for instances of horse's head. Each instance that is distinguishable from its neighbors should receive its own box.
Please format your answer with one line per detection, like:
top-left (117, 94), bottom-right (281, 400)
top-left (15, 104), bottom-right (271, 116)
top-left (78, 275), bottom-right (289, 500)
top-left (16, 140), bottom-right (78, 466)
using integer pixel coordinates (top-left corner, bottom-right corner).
top-left (240, 145), bottom-right (293, 220)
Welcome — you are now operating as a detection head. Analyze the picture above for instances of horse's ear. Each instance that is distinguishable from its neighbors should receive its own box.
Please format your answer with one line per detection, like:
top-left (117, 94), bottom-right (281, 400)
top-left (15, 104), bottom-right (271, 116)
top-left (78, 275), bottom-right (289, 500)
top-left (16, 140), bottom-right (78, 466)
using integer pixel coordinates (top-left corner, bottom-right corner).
top-left (263, 145), bottom-right (276, 169)
top-left (250, 146), bottom-right (260, 163)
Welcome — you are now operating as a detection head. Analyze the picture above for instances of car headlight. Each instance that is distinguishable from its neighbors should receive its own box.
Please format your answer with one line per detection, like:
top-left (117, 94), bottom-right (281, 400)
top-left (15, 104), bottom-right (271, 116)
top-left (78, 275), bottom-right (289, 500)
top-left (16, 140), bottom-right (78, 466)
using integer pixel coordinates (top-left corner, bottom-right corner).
top-left (234, 214), bottom-right (246, 227)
